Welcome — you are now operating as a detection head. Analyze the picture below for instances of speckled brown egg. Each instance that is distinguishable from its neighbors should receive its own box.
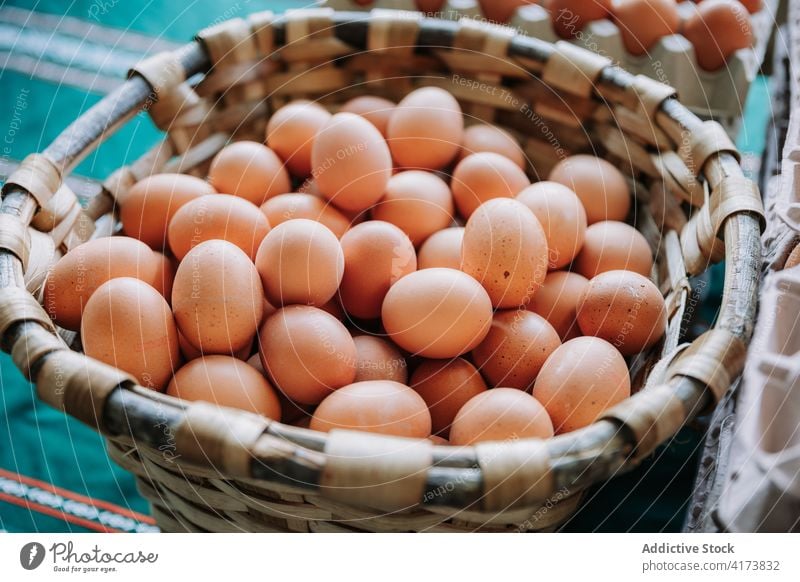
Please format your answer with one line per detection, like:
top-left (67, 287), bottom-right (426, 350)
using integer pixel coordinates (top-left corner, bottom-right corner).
top-left (81, 277), bottom-right (179, 392)
top-left (382, 268), bottom-right (493, 358)
top-left (461, 198), bottom-right (549, 308)
top-left (516, 181), bottom-right (587, 270)
top-left (576, 270), bottom-right (667, 355)
top-left (353, 335), bottom-right (408, 384)
top-left (340, 95), bottom-right (396, 136)
top-left (312, 112), bottom-right (393, 213)
top-left (533, 337), bottom-right (630, 433)
top-left (266, 101), bottom-right (331, 177)
top-left (371, 171), bottom-right (455, 246)
top-left (43, 236), bottom-right (162, 331)
top-left (528, 271), bottom-right (589, 341)
top-left (172, 240), bottom-right (264, 355)
top-left (452, 152), bottom-right (531, 219)
top-left (255, 219), bottom-right (344, 307)
top-left (208, 141), bottom-right (290, 205)
top-left (572, 220), bottom-right (653, 278)
top-left (339, 221), bottom-right (417, 319)
top-left (417, 227), bottom-right (465, 270)
top-left (472, 310), bottom-right (562, 390)
top-left (259, 306), bottom-right (357, 405)
top-left (167, 356), bottom-right (281, 420)
top-left (460, 124), bottom-right (526, 169)
top-left (120, 173), bottom-right (215, 250)
top-left (310, 380), bottom-right (431, 438)
top-left (450, 388), bottom-right (554, 445)
top-left (548, 155), bottom-right (631, 224)
top-left (168, 194), bottom-right (271, 261)
top-left (387, 87), bottom-right (464, 170)
top-left (260, 193), bottom-right (351, 238)
top-left (410, 358), bottom-right (488, 437)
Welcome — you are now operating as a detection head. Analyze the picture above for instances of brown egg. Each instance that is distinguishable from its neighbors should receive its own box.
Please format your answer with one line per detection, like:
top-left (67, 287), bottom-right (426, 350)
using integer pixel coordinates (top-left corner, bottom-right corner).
top-left (81, 278), bottom-right (179, 391)
top-left (417, 227), bottom-right (465, 270)
top-left (167, 356), bottom-right (281, 420)
top-left (340, 95), bottom-right (396, 137)
top-left (167, 194), bottom-right (270, 261)
top-left (450, 388), bottom-right (554, 445)
top-left (387, 87), bottom-right (464, 170)
top-left (353, 335), bottom-right (408, 384)
top-left (429, 435), bottom-right (449, 445)
top-left (517, 181), bottom-right (587, 270)
top-left (310, 380), bottom-right (431, 438)
top-left (572, 220), bottom-right (653, 278)
top-left (576, 270), bottom-right (667, 355)
top-left (172, 240), bottom-right (264, 354)
top-left (312, 112), bottom-right (393, 213)
top-left (339, 221), bottom-right (417, 319)
top-left (785, 242), bottom-right (800, 270)
top-left (452, 152), bottom-right (531, 219)
top-left (549, 0), bottom-right (613, 38)
top-left (208, 141), bottom-right (290, 205)
top-left (120, 173), bottom-right (215, 250)
top-left (459, 124), bottom-right (526, 169)
top-left (682, 0), bottom-right (753, 72)
top-left (255, 219), bottom-right (344, 307)
top-left (533, 337), bottom-right (630, 433)
top-left (612, 0), bottom-right (681, 56)
top-left (734, 0), bottom-right (762, 13)
top-left (382, 268), bottom-right (493, 358)
top-left (371, 171), bottom-right (455, 246)
top-left (472, 310), bottom-right (562, 390)
top-left (548, 155), bottom-right (630, 224)
top-left (259, 306), bottom-right (357, 405)
top-left (411, 358), bottom-right (488, 437)
top-left (43, 236), bottom-right (161, 330)
top-left (260, 193), bottom-right (350, 238)
top-left (528, 271), bottom-right (589, 341)
top-left (150, 251), bottom-right (176, 300)
top-left (266, 101), bottom-right (331, 177)
top-left (462, 198), bottom-right (549, 308)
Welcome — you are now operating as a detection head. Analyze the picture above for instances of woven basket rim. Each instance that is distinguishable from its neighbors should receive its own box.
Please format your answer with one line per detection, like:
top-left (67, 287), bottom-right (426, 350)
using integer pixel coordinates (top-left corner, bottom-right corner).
top-left (0, 10), bottom-right (763, 522)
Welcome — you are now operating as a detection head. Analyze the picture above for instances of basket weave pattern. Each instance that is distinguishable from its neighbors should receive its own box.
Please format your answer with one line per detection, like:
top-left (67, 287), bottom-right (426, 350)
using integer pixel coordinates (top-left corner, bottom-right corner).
top-left (0, 9), bottom-right (765, 532)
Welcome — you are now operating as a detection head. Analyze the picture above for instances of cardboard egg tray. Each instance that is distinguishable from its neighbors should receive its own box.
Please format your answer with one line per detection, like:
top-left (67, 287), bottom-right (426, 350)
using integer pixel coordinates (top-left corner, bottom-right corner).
top-left (324, 0), bottom-right (778, 136)
top-left (712, 0), bottom-right (800, 532)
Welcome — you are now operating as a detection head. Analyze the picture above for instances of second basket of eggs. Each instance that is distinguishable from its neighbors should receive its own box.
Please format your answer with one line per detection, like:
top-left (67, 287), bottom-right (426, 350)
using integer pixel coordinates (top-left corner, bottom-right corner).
top-left (328, 0), bottom-right (776, 135)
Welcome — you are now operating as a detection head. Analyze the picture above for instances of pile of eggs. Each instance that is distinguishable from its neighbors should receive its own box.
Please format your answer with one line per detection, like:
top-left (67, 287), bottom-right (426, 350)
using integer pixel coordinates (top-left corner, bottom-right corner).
top-left (421, 0), bottom-right (758, 73)
top-left (45, 85), bottom-right (667, 446)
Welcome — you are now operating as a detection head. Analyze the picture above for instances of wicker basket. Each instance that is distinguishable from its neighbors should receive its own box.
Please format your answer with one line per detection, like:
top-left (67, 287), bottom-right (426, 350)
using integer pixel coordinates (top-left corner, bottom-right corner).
top-left (0, 9), bottom-right (765, 532)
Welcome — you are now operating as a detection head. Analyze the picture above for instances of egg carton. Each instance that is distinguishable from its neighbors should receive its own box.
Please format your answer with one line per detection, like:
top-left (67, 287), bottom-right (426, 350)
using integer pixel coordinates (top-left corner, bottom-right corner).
top-left (712, 1), bottom-right (800, 532)
top-left (323, 0), bottom-right (778, 137)
top-left (715, 267), bottom-right (800, 531)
